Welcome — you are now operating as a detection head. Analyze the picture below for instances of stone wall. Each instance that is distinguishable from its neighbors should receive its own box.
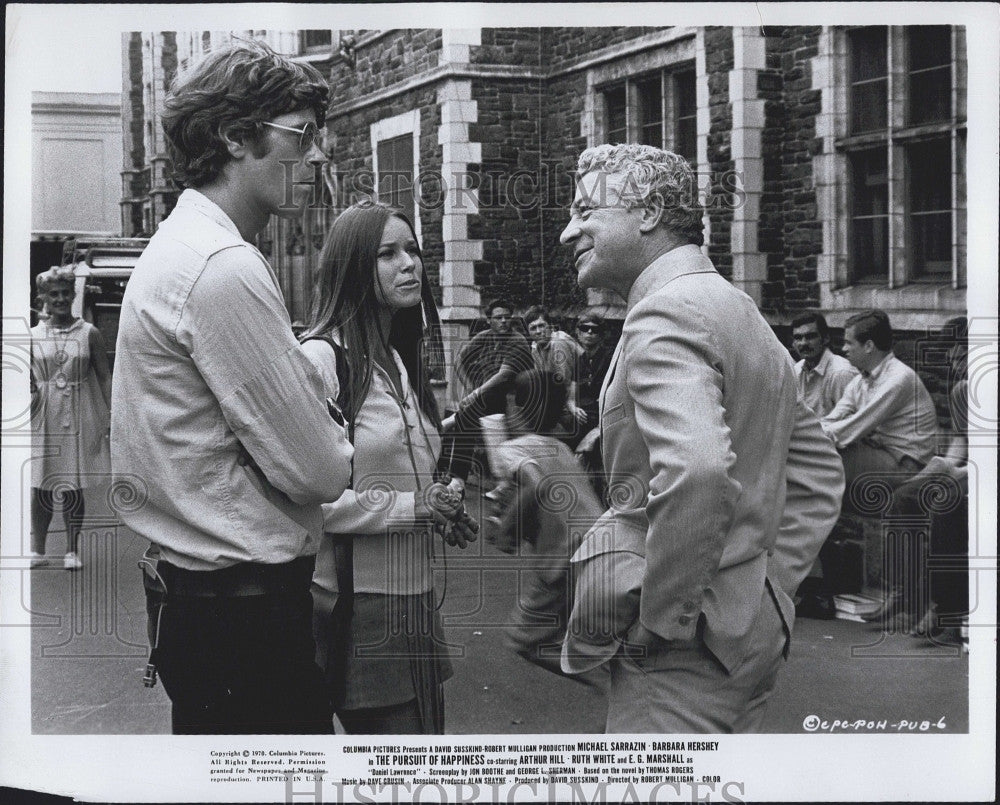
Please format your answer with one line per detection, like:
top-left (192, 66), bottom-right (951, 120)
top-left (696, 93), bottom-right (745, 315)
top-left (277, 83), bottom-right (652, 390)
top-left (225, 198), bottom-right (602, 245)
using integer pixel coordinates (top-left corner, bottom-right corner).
top-left (705, 27), bottom-right (735, 280)
top-left (776, 26), bottom-right (823, 313)
top-left (329, 30), bottom-right (442, 99)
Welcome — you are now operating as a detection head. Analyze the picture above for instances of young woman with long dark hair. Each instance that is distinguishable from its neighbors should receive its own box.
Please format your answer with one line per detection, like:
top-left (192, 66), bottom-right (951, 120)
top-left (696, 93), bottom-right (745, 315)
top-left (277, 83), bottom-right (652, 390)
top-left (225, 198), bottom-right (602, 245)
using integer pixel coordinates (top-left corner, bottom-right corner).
top-left (300, 202), bottom-right (476, 734)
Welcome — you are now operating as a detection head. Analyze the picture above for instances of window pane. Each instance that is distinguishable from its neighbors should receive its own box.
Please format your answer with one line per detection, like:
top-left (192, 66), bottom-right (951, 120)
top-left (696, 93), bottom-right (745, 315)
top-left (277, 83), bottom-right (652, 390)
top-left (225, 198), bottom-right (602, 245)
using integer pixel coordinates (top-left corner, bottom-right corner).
top-left (851, 218), bottom-right (889, 280)
top-left (377, 134), bottom-right (414, 224)
top-left (304, 30), bottom-right (332, 49)
top-left (908, 138), bottom-right (952, 277)
top-left (638, 76), bottom-right (663, 147)
top-left (908, 138), bottom-right (951, 211)
top-left (907, 26), bottom-right (952, 124)
top-left (907, 26), bottom-right (951, 71)
top-left (849, 27), bottom-right (888, 82)
top-left (851, 79), bottom-right (888, 133)
top-left (909, 66), bottom-right (952, 124)
top-left (675, 70), bottom-right (697, 118)
top-left (605, 86), bottom-right (627, 144)
top-left (674, 70), bottom-right (697, 163)
top-left (851, 148), bottom-right (888, 216)
top-left (911, 213), bottom-right (952, 275)
top-left (850, 148), bottom-right (889, 281)
top-left (849, 27), bottom-right (888, 133)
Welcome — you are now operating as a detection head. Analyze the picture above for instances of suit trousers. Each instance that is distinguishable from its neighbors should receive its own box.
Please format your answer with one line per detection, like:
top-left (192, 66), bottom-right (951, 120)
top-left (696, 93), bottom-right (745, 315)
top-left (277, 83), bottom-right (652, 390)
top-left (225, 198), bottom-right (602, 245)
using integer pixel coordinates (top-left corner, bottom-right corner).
top-left (606, 585), bottom-right (787, 734)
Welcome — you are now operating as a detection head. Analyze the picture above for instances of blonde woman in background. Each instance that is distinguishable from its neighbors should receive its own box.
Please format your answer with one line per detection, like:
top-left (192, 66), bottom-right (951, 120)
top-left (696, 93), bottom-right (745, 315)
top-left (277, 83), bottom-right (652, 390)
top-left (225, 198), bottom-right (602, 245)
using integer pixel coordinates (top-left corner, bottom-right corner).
top-left (30, 266), bottom-right (111, 569)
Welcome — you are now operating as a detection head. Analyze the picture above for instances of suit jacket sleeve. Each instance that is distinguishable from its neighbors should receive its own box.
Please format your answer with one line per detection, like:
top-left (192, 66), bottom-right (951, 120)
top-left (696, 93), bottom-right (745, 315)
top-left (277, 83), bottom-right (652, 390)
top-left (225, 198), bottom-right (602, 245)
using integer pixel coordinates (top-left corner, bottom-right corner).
top-left (768, 395), bottom-right (845, 600)
top-left (625, 297), bottom-right (742, 642)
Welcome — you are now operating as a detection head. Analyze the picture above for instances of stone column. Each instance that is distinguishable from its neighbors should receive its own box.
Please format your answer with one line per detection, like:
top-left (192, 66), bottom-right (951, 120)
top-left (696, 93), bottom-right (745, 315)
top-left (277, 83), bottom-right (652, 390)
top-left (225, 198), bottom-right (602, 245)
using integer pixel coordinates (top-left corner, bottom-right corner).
top-left (728, 27), bottom-right (768, 304)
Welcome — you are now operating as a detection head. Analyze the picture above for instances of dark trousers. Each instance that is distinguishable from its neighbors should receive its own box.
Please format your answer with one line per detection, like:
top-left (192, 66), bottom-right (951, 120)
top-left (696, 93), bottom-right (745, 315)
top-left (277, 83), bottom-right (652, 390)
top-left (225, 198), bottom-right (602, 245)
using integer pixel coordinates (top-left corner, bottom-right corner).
top-left (143, 556), bottom-right (332, 734)
top-left (889, 478), bottom-right (969, 621)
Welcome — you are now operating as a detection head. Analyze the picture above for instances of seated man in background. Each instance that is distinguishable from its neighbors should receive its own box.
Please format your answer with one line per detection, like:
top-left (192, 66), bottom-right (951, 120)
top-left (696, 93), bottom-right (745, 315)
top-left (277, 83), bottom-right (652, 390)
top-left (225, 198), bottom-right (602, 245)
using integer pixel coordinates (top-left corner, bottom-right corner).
top-left (790, 310), bottom-right (856, 618)
top-left (454, 299), bottom-right (534, 491)
top-left (867, 317), bottom-right (970, 636)
top-left (573, 310), bottom-right (615, 434)
top-left (456, 299), bottom-right (533, 417)
top-left (524, 305), bottom-right (584, 442)
top-left (792, 310), bottom-right (858, 418)
top-left (821, 309), bottom-right (938, 497)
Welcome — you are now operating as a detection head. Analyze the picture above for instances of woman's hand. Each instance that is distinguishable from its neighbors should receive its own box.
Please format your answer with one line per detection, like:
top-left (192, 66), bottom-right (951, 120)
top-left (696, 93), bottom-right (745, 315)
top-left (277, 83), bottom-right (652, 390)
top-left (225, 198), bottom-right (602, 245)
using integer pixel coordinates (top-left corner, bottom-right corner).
top-left (415, 482), bottom-right (479, 548)
top-left (415, 482), bottom-right (463, 523)
top-left (443, 508), bottom-right (478, 549)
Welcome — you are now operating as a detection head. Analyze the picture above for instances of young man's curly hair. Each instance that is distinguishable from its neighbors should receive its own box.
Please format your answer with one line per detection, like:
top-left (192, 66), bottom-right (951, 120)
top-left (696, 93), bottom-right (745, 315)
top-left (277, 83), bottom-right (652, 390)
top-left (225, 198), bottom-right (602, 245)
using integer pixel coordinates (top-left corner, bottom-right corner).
top-left (162, 39), bottom-right (329, 188)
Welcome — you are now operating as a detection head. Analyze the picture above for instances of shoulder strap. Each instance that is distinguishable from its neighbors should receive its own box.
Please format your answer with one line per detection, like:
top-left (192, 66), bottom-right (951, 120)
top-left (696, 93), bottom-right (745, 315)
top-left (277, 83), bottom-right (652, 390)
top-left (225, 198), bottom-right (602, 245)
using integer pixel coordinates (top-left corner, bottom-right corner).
top-left (301, 333), bottom-right (354, 444)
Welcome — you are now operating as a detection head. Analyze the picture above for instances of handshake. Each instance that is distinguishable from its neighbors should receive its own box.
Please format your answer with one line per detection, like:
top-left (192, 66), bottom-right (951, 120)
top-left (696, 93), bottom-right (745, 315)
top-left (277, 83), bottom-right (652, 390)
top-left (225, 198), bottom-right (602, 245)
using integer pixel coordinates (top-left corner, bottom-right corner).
top-left (415, 480), bottom-right (479, 549)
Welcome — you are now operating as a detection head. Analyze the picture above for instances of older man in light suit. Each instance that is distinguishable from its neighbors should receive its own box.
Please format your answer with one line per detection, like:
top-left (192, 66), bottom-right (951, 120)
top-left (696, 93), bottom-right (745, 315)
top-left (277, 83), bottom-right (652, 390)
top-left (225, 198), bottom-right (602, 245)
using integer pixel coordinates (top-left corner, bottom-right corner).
top-left (559, 144), bottom-right (843, 733)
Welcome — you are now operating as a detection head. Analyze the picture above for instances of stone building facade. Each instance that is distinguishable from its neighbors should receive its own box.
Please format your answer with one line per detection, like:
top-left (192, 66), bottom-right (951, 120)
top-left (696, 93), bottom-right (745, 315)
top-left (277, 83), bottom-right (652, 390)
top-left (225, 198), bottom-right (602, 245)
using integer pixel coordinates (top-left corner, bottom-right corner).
top-left (323, 26), bottom-right (967, 416)
top-left (121, 26), bottom-right (968, 416)
top-left (32, 91), bottom-right (123, 237)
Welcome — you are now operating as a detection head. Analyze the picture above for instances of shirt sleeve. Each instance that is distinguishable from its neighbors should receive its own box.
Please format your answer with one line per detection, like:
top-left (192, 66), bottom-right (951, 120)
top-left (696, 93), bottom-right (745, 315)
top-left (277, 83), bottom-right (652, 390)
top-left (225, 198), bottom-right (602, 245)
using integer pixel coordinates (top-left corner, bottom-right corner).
top-left (821, 369), bottom-right (909, 449)
top-left (625, 297), bottom-right (741, 642)
top-left (320, 489), bottom-right (417, 535)
top-left (820, 374), bottom-right (861, 442)
top-left (299, 338), bottom-right (341, 402)
top-left (179, 246), bottom-right (353, 504)
top-left (825, 365), bottom-right (858, 413)
top-left (299, 338), bottom-right (419, 533)
top-left (500, 336), bottom-right (533, 376)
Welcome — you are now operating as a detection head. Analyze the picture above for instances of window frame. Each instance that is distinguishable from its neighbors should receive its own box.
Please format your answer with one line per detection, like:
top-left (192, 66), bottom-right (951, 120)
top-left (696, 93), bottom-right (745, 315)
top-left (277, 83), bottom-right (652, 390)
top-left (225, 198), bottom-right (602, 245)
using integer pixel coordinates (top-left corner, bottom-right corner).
top-left (370, 109), bottom-right (422, 242)
top-left (300, 30), bottom-right (334, 54)
top-left (837, 25), bottom-right (966, 289)
top-left (598, 64), bottom-right (698, 165)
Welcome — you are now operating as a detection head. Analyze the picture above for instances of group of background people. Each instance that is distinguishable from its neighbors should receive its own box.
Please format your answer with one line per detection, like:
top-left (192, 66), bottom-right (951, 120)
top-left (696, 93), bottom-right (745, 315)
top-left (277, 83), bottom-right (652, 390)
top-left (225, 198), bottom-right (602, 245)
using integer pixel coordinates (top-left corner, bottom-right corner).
top-left (29, 39), bottom-right (971, 737)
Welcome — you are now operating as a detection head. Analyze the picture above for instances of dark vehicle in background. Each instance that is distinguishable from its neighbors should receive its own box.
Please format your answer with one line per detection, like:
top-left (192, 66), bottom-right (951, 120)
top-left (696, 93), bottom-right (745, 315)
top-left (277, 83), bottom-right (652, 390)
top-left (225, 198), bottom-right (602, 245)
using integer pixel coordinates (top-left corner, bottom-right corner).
top-left (30, 237), bottom-right (148, 371)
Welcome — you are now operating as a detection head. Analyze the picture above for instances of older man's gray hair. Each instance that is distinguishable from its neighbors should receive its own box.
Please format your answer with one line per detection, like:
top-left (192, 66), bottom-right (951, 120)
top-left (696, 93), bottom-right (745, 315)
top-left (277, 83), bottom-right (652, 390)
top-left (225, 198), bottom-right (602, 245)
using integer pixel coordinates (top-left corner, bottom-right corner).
top-left (576, 143), bottom-right (704, 246)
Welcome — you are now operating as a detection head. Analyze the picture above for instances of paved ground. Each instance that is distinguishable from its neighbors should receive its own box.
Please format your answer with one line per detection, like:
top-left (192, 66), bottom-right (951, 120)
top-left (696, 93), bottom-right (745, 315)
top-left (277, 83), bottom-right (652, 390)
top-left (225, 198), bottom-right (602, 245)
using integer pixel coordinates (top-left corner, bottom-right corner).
top-left (24, 484), bottom-right (969, 735)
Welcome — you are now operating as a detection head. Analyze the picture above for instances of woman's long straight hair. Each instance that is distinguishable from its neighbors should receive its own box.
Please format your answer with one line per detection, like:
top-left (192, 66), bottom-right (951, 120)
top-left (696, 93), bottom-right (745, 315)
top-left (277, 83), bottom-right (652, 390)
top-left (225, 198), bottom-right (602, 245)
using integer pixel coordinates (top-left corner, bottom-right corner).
top-left (302, 202), bottom-right (442, 429)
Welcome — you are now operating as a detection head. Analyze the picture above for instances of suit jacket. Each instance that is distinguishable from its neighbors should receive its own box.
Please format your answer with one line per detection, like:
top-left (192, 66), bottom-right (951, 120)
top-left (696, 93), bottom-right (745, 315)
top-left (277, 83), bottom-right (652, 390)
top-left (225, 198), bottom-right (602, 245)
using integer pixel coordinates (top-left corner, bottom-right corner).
top-left (563, 245), bottom-right (842, 674)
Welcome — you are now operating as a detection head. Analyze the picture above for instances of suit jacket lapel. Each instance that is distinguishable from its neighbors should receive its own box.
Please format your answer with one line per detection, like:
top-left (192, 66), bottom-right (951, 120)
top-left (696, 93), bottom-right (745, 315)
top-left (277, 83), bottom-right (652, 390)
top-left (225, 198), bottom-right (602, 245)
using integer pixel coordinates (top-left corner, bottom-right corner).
top-left (598, 336), bottom-right (625, 440)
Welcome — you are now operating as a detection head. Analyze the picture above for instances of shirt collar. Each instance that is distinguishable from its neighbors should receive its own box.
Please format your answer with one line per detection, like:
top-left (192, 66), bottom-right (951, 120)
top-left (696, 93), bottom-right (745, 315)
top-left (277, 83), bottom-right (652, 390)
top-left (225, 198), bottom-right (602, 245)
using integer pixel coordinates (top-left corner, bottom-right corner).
top-left (175, 188), bottom-right (244, 241)
top-left (863, 352), bottom-right (894, 380)
top-left (626, 244), bottom-right (716, 312)
top-left (804, 348), bottom-right (834, 376)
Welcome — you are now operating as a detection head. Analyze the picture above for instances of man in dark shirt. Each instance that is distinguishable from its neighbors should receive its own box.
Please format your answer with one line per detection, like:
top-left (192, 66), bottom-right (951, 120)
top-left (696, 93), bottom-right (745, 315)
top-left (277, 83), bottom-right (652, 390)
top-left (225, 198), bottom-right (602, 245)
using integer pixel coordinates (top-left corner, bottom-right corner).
top-left (456, 299), bottom-right (533, 417)
top-left (574, 310), bottom-right (615, 433)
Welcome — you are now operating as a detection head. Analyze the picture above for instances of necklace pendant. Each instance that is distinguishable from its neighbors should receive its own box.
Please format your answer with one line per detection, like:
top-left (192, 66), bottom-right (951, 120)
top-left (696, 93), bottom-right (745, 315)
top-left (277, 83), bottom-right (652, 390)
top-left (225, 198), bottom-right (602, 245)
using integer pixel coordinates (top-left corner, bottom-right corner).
top-left (54, 372), bottom-right (68, 390)
top-left (54, 349), bottom-right (68, 365)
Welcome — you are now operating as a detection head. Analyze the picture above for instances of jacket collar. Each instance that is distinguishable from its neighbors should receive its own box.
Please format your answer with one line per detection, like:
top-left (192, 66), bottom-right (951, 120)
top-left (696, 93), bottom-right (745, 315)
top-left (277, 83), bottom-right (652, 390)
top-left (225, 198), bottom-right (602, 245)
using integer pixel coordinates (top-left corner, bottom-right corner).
top-left (626, 244), bottom-right (716, 312)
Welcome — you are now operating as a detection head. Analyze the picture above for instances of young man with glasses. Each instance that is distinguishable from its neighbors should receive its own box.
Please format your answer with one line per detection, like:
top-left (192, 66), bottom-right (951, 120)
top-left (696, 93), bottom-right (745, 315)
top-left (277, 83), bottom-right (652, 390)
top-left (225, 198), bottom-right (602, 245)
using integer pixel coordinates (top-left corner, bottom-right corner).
top-left (111, 40), bottom-right (353, 734)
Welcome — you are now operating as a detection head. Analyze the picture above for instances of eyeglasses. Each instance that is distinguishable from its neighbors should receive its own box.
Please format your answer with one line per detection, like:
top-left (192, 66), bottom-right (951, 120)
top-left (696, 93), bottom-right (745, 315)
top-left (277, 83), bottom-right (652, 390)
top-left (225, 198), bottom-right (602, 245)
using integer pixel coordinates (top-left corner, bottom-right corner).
top-left (577, 324), bottom-right (601, 334)
top-left (261, 120), bottom-right (322, 151)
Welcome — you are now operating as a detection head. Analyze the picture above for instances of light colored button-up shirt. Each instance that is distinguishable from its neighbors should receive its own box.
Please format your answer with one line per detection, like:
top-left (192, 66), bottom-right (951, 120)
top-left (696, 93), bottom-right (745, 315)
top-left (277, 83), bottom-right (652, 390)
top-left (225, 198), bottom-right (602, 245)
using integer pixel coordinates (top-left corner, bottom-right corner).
top-left (794, 348), bottom-right (858, 417)
top-left (531, 330), bottom-right (582, 384)
top-left (111, 189), bottom-right (353, 571)
top-left (821, 352), bottom-right (938, 465)
top-left (302, 339), bottom-right (441, 597)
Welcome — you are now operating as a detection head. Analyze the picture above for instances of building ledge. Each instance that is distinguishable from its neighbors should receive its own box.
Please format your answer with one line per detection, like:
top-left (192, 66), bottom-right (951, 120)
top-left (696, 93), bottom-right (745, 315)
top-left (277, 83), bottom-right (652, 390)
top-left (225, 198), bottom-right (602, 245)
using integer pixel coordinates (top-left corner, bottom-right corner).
top-left (820, 282), bottom-right (966, 330)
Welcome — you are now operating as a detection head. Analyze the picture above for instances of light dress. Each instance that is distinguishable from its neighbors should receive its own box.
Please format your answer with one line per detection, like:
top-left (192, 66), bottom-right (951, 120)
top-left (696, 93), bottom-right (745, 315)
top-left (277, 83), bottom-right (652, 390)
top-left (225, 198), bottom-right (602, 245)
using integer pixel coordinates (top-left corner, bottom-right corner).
top-left (31, 318), bottom-right (110, 490)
